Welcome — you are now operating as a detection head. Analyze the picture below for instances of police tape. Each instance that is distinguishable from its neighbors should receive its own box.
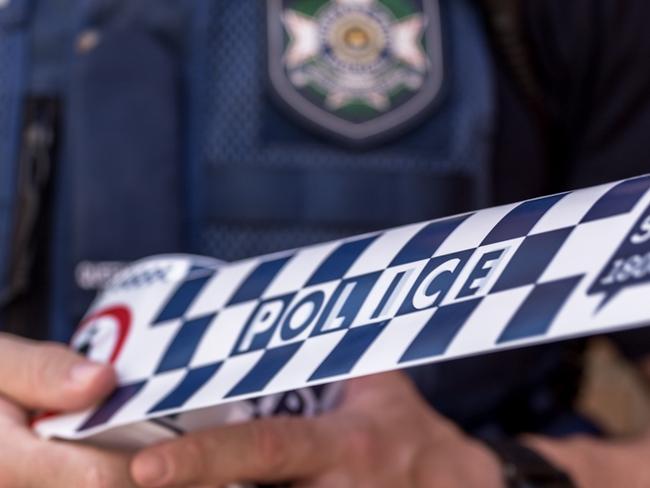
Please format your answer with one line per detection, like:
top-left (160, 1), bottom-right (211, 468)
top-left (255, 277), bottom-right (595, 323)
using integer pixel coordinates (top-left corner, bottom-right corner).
top-left (35, 174), bottom-right (650, 447)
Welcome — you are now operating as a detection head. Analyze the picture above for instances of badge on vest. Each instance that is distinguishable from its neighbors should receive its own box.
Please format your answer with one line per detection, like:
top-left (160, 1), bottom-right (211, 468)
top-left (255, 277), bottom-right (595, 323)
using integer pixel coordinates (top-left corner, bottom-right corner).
top-left (267, 0), bottom-right (444, 146)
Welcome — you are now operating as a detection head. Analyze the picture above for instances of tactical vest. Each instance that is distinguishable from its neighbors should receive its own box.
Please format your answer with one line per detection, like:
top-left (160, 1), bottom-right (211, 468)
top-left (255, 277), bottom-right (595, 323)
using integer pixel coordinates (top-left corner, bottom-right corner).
top-left (27, 0), bottom-right (497, 339)
top-left (1, 0), bottom-right (588, 436)
top-left (0, 0), bottom-right (28, 307)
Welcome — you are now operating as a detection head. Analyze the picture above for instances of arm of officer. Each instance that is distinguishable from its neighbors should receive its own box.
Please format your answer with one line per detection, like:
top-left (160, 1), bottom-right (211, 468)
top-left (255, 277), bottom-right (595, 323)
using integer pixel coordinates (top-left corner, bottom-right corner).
top-left (0, 333), bottom-right (136, 487)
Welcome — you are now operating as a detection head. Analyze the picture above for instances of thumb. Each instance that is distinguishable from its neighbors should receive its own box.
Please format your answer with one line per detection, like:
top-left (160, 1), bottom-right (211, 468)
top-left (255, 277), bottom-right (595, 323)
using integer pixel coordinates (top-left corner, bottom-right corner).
top-left (0, 333), bottom-right (116, 411)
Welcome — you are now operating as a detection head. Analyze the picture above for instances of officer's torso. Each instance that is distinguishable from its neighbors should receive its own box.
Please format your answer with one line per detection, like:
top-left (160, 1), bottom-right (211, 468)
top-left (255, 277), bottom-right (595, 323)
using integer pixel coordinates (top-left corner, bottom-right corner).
top-left (0, 0), bottom-right (583, 436)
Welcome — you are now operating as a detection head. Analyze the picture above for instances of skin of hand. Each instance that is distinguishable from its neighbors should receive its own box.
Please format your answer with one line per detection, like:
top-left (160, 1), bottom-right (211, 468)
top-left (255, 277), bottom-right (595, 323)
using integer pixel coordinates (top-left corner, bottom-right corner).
top-left (0, 333), bottom-right (137, 487)
top-left (130, 371), bottom-right (504, 488)
top-left (524, 430), bottom-right (650, 488)
top-left (522, 354), bottom-right (650, 488)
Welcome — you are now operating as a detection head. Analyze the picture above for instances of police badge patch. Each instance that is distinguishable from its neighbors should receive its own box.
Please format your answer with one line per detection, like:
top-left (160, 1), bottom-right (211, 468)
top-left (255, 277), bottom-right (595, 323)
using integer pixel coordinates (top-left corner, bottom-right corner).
top-left (267, 0), bottom-right (444, 146)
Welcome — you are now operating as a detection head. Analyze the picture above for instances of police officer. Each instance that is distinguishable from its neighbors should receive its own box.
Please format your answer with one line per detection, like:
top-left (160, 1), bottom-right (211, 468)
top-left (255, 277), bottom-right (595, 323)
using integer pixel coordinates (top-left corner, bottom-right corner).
top-left (0, 0), bottom-right (649, 486)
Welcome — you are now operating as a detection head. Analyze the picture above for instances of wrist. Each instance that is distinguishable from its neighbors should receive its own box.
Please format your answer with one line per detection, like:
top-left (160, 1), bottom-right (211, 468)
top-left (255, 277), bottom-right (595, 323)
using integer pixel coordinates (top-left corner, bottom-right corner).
top-left (525, 430), bottom-right (650, 488)
top-left (522, 435), bottom-right (602, 488)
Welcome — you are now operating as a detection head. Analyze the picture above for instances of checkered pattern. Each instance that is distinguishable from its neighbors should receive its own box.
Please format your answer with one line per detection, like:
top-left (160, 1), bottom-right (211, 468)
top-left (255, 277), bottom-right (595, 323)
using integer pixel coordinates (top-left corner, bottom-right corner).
top-left (35, 175), bottom-right (650, 440)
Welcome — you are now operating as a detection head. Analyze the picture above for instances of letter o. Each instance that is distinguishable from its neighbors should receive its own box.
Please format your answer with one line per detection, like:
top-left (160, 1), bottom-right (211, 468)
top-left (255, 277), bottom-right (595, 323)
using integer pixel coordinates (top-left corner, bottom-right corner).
top-left (280, 291), bottom-right (325, 341)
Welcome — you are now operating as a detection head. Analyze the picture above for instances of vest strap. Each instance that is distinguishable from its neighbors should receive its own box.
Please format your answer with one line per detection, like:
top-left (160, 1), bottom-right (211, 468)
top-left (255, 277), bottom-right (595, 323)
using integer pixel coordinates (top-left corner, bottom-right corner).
top-left (205, 166), bottom-right (475, 229)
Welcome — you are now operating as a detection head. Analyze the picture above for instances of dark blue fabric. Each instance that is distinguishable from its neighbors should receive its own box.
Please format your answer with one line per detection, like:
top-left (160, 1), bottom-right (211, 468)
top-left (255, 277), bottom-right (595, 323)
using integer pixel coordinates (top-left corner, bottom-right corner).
top-left (0, 0), bottom-right (30, 311)
top-left (62, 19), bottom-right (185, 328)
top-left (51, 0), bottom-right (497, 330)
top-left (540, 412), bottom-right (602, 438)
top-left (189, 0), bottom-right (495, 263)
top-left (0, 0), bottom-right (31, 25)
top-left (28, 0), bottom-right (80, 94)
top-left (204, 168), bottom-right (474, 231)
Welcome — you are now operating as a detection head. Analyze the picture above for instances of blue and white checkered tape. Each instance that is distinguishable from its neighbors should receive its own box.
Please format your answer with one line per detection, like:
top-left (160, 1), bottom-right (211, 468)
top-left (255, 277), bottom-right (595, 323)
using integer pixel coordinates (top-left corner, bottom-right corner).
top-left (35, 174), bottom-right (650, 444)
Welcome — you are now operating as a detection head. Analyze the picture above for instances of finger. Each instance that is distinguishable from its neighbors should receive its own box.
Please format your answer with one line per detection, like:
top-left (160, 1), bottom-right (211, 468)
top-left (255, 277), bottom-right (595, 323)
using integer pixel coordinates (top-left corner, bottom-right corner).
top-left (341, 371), bottom-right (415, 407)
top-left (131, 417), bottom-right (340, 487)
top-left (0, 395), bottom-right (28, 426)
top-left (344, 371), bottom-right (409, 393)
top-left (0, 410), bottom-right (136, 488)
top-left (0, 333), bottom-right (116, 410)
top-left (31, 442), bottom-right (138, 488)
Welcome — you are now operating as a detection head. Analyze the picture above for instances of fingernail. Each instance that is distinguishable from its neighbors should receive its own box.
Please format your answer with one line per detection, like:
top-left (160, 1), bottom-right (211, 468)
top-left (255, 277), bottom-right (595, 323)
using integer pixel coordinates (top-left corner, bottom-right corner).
top-left (68, 361), bottom-right (105, 386)
top-left (133, 453), bottom-right (168, 486)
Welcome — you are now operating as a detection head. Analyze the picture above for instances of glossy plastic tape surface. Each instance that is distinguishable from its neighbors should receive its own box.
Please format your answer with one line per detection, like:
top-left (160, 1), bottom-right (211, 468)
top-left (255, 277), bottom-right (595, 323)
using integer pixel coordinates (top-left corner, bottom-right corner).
top-left (35, 175), bottom-right (650, 445)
